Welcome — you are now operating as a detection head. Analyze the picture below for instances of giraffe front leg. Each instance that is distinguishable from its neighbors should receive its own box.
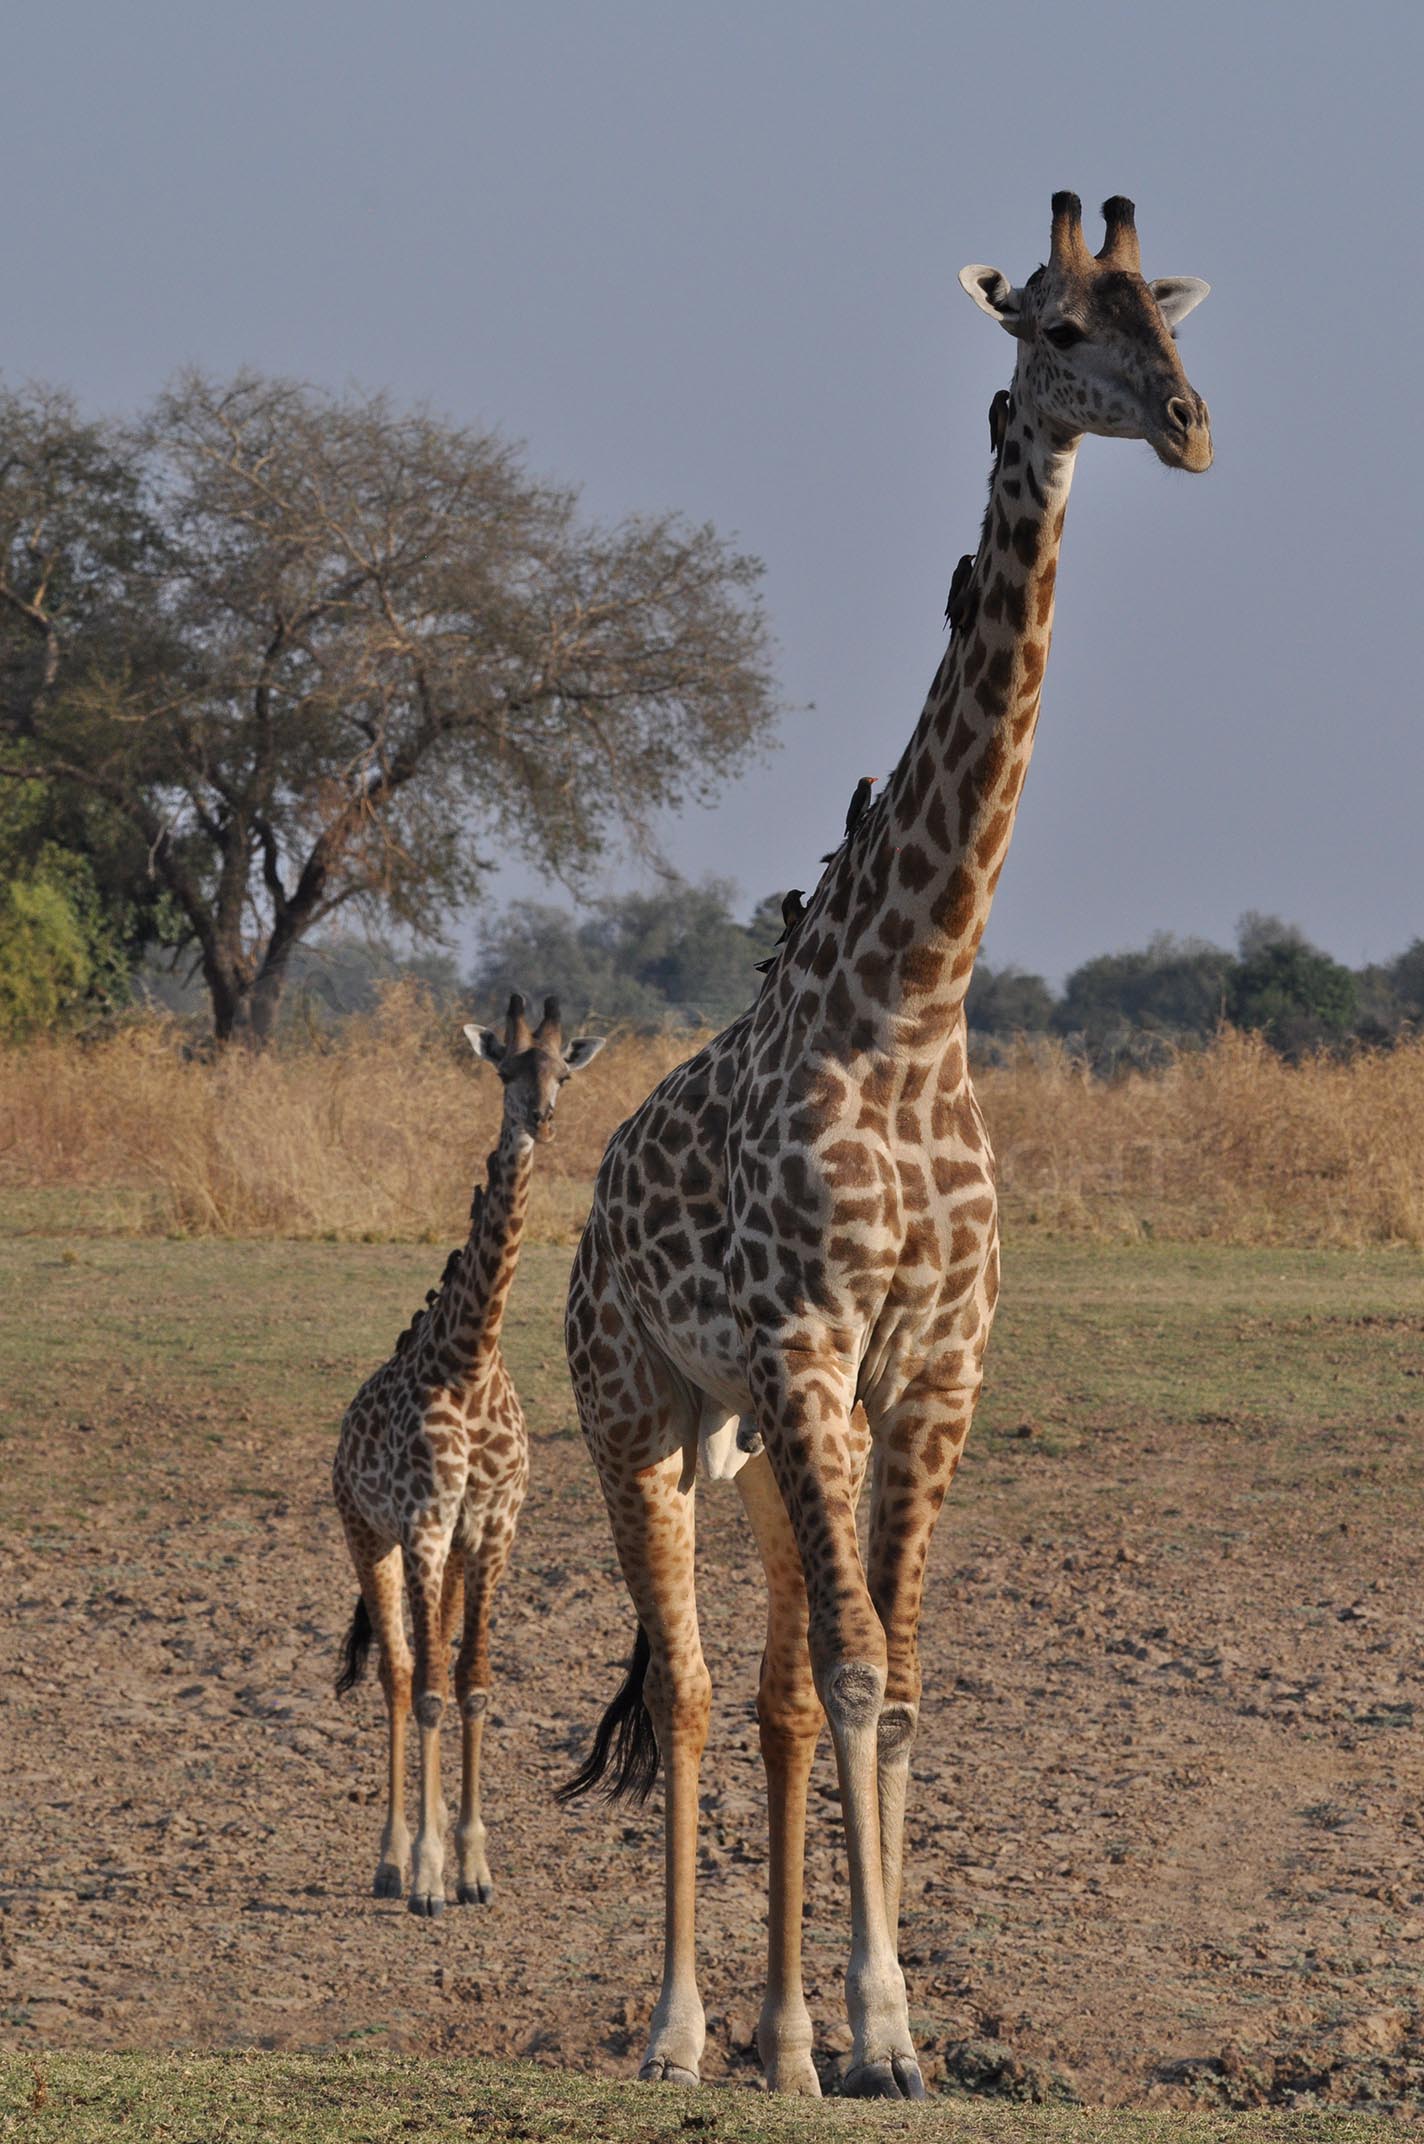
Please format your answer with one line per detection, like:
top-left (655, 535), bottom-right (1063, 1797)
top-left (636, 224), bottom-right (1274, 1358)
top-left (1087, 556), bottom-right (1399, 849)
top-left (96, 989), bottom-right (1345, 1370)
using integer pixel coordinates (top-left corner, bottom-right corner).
top-left (454, 1696), bottom-right (492, 1903)
top-left (737, 1452), bottom-right (824, 2097)
top-left (453, 1518), bottom-right (516, 1905)
top-left (868, 1380), bottom-right (977, 1947)
top-left (748, 1347), bottom-right (922, 2103)
top-left (404, 1533), bottom-right (452, 1918)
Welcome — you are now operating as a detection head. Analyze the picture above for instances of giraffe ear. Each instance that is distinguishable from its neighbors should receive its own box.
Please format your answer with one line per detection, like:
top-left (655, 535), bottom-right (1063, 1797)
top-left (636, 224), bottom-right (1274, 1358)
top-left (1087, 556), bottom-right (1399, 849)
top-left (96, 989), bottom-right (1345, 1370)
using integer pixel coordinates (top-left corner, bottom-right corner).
top-left (958, 265), bottom-right (1027, 336)
top-left (1150, 277), bottom-right (1210, 330)
top-left (462, 1022), bottom-right (504, 1064)
top-left (564, 1036), bottom-right (606, 1073)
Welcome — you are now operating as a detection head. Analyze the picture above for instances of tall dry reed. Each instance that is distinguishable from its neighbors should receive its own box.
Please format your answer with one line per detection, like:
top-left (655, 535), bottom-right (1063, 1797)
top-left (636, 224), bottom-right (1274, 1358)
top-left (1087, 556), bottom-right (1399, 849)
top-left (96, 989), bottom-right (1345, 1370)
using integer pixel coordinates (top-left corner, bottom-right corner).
top-left (0, 986), bottom-right (701, 1243)
top-left (976, 1028), bottom-right (1424, 1245)
top-left (4, 1002), bottom-right (1424, 1246)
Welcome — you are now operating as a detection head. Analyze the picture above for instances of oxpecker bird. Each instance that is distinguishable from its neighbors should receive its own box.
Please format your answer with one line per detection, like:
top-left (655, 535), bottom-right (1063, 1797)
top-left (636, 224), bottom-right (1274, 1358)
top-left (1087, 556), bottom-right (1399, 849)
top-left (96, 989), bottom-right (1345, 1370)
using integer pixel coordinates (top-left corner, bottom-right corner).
top-left (821, 776), bottom-right (878, 862)
top-left (752, 888), bottom-right (808, 974)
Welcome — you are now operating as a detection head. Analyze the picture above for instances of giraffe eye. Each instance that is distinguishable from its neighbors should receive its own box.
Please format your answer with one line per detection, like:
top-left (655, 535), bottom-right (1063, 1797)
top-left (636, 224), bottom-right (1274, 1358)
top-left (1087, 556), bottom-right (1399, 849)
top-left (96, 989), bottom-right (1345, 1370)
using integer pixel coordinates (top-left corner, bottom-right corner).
top-left (1045, 322), bottom-right (1086, 350)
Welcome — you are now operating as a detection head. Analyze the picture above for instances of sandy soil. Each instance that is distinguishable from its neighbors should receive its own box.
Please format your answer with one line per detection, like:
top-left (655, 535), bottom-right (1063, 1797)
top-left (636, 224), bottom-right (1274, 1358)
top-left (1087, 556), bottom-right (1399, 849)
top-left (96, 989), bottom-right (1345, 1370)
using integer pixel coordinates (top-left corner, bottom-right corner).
top-left (3, 1279), bottom-right (1423, 2108)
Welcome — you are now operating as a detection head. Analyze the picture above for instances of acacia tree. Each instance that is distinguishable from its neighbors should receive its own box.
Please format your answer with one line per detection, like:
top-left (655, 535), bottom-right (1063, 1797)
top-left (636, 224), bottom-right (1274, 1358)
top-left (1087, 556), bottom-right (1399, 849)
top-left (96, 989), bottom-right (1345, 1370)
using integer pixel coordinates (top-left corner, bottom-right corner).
top-left (0, 370), bottom-right (778, 1043)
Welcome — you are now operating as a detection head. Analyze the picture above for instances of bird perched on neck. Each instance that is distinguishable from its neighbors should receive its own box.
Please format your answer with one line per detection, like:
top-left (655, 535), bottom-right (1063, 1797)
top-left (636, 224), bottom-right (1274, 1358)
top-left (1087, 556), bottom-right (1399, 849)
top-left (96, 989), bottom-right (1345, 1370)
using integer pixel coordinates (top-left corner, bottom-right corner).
top-left (822, 776), bottom-right (878, 862)
top-left (944, 552), bottom-right (975, 633)
top-left (775, 887), bottom-right (806, 936)
top-left (752, 888), bottom-right (808, 975)
top-left (946, 389), bottom-right (1015, 634)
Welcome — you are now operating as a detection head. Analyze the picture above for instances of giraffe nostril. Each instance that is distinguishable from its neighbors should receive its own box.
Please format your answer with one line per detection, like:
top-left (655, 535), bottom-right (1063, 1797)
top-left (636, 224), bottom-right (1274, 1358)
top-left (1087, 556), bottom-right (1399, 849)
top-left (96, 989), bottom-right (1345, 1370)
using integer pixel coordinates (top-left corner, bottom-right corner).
top-left (1166, 396), bottom-right (1194, 434)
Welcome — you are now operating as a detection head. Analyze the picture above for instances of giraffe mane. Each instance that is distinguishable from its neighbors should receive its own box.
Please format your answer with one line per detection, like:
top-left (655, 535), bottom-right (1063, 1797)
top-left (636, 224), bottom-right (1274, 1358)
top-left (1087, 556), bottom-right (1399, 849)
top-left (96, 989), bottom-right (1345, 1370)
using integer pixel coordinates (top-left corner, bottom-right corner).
top-left (391, 1228), bottom-right (474, 1360)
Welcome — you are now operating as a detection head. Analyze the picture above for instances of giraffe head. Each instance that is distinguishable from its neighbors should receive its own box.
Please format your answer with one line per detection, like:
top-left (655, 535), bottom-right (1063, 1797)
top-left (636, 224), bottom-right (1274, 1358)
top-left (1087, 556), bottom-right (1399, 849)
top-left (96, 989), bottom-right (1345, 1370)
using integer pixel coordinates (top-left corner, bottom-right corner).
top-left (959, 192), bottom-right (1212, 472)
top-left (462, 992), bottom-right (605, 1145)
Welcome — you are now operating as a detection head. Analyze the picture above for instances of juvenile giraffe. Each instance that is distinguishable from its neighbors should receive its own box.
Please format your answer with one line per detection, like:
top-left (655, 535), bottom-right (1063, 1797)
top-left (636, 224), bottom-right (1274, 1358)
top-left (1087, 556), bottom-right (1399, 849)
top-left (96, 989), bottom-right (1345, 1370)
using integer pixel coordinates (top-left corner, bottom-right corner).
top-left (334, 993), bottom-right (603, 1915)
top-left (562, 194), bottom-right (1212, 2096)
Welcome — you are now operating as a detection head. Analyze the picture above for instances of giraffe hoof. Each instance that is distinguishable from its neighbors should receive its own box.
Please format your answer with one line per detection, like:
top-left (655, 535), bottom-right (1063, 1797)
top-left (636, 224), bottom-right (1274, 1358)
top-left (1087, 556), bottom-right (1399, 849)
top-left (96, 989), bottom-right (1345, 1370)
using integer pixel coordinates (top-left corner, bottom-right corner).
top-left (893, 2056), bottom-right (927, 2101)
top-left (761, 2054), bottom-right (821, 2097)
top-left (406, 1890), bottom-right (445, 1919)
top-left (638, 2058), bottom-right (700, 2087)
top-left (372, 1864), bottom-right (406, 1899)
top-left (842, 2057), bottom-right (923, 2100)
top-left (456, 1880), bottom-right (493, 1905)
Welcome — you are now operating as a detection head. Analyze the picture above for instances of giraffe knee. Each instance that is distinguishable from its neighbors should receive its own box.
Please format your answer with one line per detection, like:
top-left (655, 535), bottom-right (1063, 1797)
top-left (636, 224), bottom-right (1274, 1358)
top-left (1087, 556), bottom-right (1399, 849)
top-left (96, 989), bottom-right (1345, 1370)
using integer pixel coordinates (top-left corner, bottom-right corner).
top-left (414, 1692), bottom-right (444, 1730)
top-left (823, 1659), bottom-right (885, 1729)
top-left (877, 1701), bottom-right (918, 1757)
top-left (460, 1689), bottom-right (489, 1721)
top-left (757, 1699), bottom-right (822, 1747)
top-left (645, 1657), bottom-right (711, 1745)
top-left (756, 1659), bottom-right (821, 1743)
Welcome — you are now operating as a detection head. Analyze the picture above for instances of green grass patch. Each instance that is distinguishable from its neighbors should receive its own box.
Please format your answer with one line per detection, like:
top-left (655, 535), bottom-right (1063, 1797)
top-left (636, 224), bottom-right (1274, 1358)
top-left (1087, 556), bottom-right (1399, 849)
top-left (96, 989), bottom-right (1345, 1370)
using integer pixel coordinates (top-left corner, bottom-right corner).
top-left (980, 1242), bottom-right (1424, 1445)
top-left (4, 1235), bottom-right (1423, 1537)
top-left (0, 2052), bottom-right (1402, 2143)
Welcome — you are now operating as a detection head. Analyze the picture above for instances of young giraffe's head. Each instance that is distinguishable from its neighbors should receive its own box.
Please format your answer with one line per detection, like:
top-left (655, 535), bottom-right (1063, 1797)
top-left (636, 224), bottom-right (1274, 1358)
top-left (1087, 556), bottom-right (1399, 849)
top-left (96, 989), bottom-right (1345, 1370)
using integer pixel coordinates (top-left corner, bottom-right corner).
top-left (959, 191), bottom-right (1212, 472)
top-left (463, 992), bottom-right (605, 1145)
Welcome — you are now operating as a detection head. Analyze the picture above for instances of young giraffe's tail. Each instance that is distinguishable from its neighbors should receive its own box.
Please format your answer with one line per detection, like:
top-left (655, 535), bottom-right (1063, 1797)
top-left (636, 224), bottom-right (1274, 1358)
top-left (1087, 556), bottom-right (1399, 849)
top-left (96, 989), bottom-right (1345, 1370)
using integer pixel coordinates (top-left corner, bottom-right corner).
top-left (556, 1623), bottom-right (659, 1805)
top-left (335, 1595), bottom-right (373, 1695)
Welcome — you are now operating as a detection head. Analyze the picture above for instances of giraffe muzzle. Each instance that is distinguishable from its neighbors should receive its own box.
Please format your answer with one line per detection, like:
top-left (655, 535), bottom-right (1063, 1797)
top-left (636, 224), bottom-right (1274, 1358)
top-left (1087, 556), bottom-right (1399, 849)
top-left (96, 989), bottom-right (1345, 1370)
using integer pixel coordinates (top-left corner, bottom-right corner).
top-left (1153, 391), bottom-right (1212, 473)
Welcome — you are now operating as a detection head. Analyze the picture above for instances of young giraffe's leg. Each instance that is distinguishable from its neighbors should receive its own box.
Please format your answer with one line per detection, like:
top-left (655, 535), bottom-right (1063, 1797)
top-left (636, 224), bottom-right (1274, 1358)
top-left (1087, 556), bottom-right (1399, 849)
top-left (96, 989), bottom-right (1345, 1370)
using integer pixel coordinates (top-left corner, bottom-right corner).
top-left (866, 1379), bottom-right (977, 1940)
top-left (746, 1343), bottom-right (922, 2103)
top-left (437, 1556), bottom-right (464, 1843)
top-left (735, 1407), bottom-right (871, 2097)
top-left (404, 1525), bottom-right (454, 1917)
top-left (599, 1441), bottom-right (710, 2086)
top-left (452, 1497), bottom-right (519, 1905)
top-left (339, 1513), bottom-right (412, 1899)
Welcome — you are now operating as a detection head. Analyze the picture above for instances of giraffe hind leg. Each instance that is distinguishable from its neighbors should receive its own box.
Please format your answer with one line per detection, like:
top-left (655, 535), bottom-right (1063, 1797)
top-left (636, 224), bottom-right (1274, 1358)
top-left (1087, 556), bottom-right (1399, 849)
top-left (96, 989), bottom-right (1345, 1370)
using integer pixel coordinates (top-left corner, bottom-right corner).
top-left (338, 1515), bottom-right (412, 1901)
top-left (568, 1434), bottom-right (709, 2086)
top-left (564, 1228), bottom-right (707, 2083)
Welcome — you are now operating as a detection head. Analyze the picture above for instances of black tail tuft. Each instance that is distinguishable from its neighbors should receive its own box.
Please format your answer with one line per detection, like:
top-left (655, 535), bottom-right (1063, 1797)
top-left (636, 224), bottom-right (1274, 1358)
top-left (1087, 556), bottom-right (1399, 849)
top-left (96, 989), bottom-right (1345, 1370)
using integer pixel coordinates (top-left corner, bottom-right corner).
top-left (556, 1623), bottom-right (660, 1806)
top-left (335, 1595), bottom-right (373, 1695)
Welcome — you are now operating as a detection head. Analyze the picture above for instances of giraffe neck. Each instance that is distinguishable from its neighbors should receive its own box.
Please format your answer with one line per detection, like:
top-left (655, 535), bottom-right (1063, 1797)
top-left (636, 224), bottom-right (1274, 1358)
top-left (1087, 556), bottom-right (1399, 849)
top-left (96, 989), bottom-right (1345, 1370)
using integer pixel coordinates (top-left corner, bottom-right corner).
top-left (436, 1117), bottom-right (533, 1373)
top-left (789, 389), bottom-right (1079, 1055)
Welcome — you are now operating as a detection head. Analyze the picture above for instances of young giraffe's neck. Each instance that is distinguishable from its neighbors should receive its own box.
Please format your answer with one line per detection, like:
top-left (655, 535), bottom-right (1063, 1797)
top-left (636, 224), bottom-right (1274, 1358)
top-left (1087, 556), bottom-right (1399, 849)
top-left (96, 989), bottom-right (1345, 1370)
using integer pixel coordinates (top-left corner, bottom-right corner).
top-left (433, 1118), bottom-right (533, 1377)
top-left (785, 386), bottom-right (1079, 1059)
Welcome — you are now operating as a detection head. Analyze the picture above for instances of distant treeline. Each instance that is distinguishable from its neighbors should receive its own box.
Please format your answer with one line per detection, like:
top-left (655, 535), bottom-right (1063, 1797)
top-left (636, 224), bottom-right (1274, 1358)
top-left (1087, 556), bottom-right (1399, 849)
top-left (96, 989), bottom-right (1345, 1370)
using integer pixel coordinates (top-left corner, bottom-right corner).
top-left (969, 911), bottom-right (1415, 1067)
top-left (21, 874), bottom-right (1423, 1068)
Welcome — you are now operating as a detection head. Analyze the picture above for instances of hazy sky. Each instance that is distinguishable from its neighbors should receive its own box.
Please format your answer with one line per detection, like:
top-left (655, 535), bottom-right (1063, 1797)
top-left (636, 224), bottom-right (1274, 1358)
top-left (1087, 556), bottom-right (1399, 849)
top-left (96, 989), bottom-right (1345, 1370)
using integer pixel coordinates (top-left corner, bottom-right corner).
top-left (7, 1), bottom-right (1421, 982)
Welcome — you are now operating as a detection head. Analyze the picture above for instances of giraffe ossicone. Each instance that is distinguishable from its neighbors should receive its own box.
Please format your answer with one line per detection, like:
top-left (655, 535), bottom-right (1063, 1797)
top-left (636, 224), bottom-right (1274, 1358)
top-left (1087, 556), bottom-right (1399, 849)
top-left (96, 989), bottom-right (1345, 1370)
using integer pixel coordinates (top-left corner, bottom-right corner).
top-left (332, 991), bottom-right (603, 1915)
top-left (563, 192), bottom-right (1212, 2098)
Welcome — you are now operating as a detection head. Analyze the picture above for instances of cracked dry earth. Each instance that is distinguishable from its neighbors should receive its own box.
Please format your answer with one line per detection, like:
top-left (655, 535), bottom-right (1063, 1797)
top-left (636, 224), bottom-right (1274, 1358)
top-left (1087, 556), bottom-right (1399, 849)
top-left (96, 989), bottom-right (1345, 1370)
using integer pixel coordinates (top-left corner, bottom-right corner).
top-left (2, 1239), bottom-right (1423, 2108)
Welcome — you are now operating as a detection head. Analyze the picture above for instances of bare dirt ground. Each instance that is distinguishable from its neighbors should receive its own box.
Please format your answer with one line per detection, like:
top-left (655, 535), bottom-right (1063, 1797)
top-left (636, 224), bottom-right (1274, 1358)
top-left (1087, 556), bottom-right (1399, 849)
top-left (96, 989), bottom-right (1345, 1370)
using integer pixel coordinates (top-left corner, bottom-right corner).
top-left (2, 1236), bottom-right (1423, 2109)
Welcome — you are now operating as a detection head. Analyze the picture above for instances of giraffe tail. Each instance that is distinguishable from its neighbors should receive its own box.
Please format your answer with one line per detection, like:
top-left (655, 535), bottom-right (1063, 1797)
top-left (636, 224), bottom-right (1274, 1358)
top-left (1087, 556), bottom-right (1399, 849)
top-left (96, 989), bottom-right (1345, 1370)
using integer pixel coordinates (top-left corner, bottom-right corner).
top-left (555, 1623), bottom-right (659, 1806)
top-left (335, 1595), bottom-right (373, 1695)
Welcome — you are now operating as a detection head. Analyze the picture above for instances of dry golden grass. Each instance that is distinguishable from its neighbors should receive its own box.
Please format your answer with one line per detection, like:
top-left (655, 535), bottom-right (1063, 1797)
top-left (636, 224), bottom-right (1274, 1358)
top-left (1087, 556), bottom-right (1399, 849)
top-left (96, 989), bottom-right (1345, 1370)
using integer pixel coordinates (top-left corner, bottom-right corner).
top-left (976, 1027), bottom-right (1424, 1246)
top-left (3, 996), bottom-right (1423, 1247)
top-left (0, 986), bottom-right (701, 1245)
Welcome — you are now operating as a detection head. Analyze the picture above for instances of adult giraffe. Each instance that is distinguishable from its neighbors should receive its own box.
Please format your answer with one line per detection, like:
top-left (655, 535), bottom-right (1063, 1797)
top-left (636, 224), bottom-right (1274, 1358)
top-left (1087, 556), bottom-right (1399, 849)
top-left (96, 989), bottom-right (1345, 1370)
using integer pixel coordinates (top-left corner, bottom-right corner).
top-left (562, 192), bottom-right (1212, 2100)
